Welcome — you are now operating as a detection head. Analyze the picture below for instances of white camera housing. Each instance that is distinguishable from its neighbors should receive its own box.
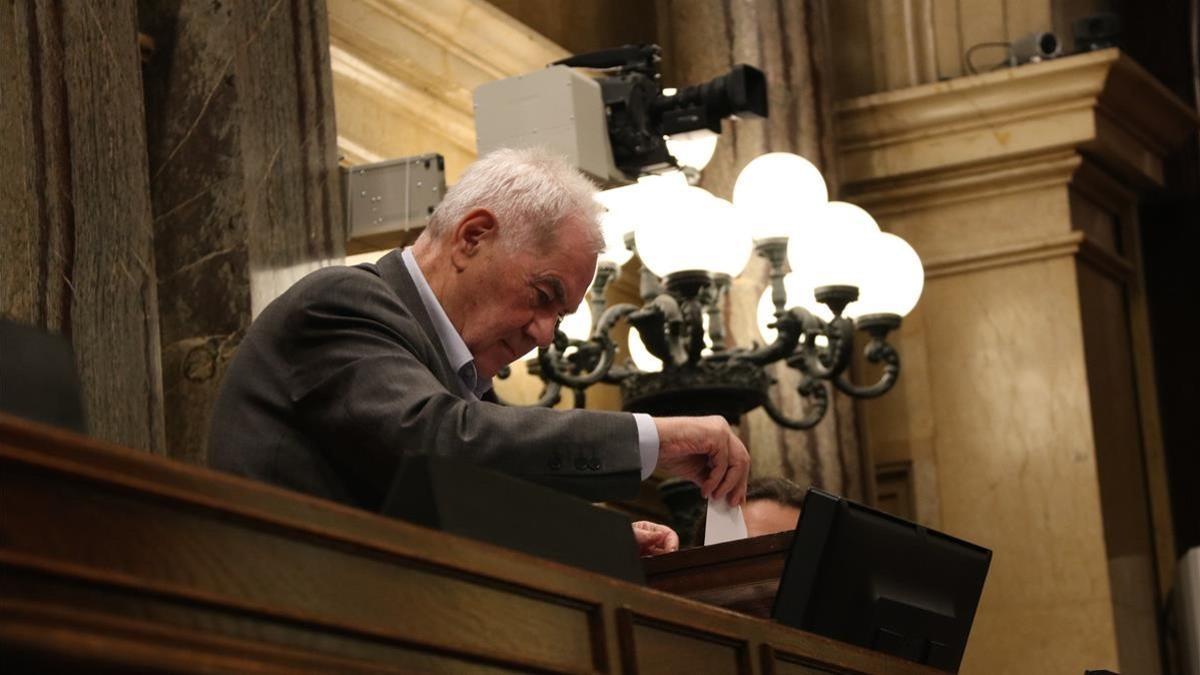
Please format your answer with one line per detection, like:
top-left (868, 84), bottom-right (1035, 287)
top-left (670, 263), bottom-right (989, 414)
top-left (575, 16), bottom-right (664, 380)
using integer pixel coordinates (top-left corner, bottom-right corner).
top-left (473, 66), bottom-right (627, 187)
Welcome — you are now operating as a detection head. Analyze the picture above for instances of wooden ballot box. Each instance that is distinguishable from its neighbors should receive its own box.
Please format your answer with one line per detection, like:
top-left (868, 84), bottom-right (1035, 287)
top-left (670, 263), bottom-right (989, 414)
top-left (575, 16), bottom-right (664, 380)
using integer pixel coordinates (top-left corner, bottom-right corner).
top-left (644, 533), bottom-right (794, 620)
top-left (0, 413), bottom-right (938, 674)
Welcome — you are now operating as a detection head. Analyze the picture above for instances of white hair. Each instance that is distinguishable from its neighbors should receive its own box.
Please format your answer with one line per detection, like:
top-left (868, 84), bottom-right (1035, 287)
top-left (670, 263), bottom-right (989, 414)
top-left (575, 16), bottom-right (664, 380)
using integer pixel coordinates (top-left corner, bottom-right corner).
top-left (425, 147), bottom-right (604, 253)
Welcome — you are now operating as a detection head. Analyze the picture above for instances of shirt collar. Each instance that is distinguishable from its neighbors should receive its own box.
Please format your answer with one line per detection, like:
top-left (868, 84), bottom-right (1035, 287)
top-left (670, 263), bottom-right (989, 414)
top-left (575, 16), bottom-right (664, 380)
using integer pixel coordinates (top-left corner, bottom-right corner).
top-left (400, 248), bottom-right (492, 398)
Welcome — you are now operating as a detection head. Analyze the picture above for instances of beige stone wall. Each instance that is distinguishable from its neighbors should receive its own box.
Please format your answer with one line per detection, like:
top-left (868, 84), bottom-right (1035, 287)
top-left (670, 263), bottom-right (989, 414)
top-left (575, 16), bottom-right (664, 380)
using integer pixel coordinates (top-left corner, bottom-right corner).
top-left (838, 49), bottom-right (1195, 674)
top-left (829, 0), bottom-right (1111, 98)
top-left (327, 6), bottom-right (1194, 671)
top-left (327, 0), bottom-right (568, 178)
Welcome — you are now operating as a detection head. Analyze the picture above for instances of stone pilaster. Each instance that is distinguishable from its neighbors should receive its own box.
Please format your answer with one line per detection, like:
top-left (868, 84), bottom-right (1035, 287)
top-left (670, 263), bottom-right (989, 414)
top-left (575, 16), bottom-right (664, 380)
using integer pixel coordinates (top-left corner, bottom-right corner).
top-left (836, 48), bottom-right (1197, 674)
top-left (140, 0), bottom-right (343, 464)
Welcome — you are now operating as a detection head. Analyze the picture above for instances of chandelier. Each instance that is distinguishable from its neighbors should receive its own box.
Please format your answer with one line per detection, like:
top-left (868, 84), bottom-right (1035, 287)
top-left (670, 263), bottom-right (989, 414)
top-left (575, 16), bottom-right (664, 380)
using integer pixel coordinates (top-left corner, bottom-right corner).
top-left (501, 150), bottom-right (924, 429)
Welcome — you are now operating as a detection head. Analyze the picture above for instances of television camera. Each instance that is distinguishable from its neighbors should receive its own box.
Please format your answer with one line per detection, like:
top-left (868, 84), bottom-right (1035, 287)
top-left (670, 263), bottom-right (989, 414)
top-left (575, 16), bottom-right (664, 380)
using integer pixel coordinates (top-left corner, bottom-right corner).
top-left (345, 45), bottom-right (767, 249)
top-left (474, 44), bottom-right (767, 185)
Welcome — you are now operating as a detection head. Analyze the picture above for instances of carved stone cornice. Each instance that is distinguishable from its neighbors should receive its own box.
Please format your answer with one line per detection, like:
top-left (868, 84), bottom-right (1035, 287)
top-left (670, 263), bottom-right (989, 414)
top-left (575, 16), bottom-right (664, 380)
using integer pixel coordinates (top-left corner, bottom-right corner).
top-left (836, 49), bottom-right (1199, 203)
top-left (327, 0), bottom-right (569, 166)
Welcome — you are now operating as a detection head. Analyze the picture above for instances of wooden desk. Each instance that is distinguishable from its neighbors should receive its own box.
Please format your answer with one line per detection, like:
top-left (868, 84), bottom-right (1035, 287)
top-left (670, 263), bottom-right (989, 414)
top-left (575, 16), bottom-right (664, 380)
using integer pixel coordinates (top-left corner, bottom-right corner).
top-left (0, 414), bottom-right (938, 674)
top-left (644, 533), bottom-right (793, 619)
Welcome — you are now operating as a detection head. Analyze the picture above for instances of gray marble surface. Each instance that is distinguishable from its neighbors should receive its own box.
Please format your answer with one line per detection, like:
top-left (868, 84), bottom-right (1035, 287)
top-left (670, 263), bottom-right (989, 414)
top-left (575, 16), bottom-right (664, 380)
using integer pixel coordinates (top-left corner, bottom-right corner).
top-left (2, 0), bottom-right (166, 455)
top-left (2, 1), bottom-right (342, 464)
top-left (141, 0), bottom-right (344, 464)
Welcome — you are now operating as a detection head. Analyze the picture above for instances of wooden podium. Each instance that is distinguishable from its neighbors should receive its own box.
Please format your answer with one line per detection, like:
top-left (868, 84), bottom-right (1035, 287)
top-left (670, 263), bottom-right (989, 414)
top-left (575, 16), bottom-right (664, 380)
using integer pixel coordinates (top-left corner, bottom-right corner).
top-left (0, 414), bottom-right (937, 674)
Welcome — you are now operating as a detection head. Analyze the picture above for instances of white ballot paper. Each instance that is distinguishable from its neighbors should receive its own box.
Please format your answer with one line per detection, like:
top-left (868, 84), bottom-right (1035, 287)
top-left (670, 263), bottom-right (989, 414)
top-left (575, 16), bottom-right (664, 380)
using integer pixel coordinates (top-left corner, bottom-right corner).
top-left (703, 498), bottom-right (748, 546)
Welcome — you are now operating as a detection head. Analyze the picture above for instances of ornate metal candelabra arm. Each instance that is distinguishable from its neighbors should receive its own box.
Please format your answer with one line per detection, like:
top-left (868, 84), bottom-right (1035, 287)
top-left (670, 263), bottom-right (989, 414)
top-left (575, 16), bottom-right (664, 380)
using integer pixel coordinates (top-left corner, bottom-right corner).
top-left (628, 294), bottom-right (687, 367)
top-left (761, 373), bottom-right (830, 430)
top-left (681, 296), bottom-right (707, 364)
top-left (754, 238), bottom-right (791, 314)
top-left (726, 306), bottom-right (807, 366)
top-left (537, 334), bottom-right (617, 388)
top-left (639, 265), bottom-right (663, 303)
top-left (585, 301), bottom-right (640, 384)
top-left (491, 367), bottom-right (564, 408)
top-left (519, 304), bottom-right (646, 396)
top-left (833, 314), bottom-right (902, 399)
top-left (594, 302), bottom-right (639, 336)
top-left (705, 273), bottom-right (730, 352)
top-left (797, 315), bottom-right (854, 379)
top-left (589, 261), bottom-right (619, 328)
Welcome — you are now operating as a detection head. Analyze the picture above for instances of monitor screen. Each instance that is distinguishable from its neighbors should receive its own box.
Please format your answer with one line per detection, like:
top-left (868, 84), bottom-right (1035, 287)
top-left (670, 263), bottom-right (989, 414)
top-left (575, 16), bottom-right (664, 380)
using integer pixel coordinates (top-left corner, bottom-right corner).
top-left (772, 488), bottom-right (991, 672)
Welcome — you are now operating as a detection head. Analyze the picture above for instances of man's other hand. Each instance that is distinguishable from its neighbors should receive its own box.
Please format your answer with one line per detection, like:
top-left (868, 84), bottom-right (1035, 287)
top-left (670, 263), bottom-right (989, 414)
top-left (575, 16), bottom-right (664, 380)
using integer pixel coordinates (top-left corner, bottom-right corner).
top-left (632, 520), bottom-right (679, 556)
top-left (653, 416), bottom-right (750, 506)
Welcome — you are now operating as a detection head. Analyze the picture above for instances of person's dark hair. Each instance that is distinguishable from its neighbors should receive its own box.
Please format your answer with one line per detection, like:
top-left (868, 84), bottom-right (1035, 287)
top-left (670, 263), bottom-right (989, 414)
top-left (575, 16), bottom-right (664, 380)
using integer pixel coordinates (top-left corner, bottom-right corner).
top-left (682, 475), bottom-right (808, 547)
top-left (745, 476), bottom-right (806, 510)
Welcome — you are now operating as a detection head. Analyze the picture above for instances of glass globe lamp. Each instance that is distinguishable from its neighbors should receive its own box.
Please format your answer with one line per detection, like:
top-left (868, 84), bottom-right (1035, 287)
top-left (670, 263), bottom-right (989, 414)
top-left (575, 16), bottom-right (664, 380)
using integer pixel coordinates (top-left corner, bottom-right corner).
top-left (788, 201), bottom-right (880, 295)
top-left (732, 152), bottom-right (828, 243)
top-left (756, 272), bottom-right (834, 343)
top-left (666, 130), bottom-right (719, 171)
top-left (846, 232), bottom-right (924, 319)
top-left (597, 208), bottom-right (635, 267)
top-left (634, 186), bottom-right (752, 285)
top-left (701, 196), bottom-right (754, 278)
top-left (596, 184), bottom-right (645, 267)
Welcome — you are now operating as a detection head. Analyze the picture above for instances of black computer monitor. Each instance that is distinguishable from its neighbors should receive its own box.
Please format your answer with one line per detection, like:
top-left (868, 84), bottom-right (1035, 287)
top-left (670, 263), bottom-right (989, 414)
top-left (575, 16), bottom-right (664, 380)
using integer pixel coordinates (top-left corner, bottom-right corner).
top-left (383, 455), bottom-right (645, 584)
top-left (772, 488), bottom-right (991, 672)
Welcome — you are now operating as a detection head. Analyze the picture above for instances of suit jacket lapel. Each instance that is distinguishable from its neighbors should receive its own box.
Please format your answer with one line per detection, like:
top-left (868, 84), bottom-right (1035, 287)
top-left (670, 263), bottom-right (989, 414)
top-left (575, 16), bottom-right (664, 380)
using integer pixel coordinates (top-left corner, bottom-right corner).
top-left (371, 250), bottom-right (463, 394)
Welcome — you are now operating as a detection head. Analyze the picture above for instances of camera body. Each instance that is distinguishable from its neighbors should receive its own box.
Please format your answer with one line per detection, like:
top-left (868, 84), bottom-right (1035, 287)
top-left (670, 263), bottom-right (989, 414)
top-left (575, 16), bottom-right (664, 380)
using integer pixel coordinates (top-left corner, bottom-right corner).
top-left (474, 65), bottom-right (623, 185)
top-left (474, 44), bottom-right (766, 185)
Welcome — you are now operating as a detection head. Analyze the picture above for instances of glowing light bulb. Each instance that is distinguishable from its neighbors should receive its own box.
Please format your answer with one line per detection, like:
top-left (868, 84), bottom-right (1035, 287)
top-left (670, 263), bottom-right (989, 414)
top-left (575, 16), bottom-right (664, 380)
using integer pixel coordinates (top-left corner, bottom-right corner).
top-left (733, 152), bottom-right (828, 242)
top-left (787, 200), bottom-right (880, 292)
top-left (847, 232), bottom-right (924, 318)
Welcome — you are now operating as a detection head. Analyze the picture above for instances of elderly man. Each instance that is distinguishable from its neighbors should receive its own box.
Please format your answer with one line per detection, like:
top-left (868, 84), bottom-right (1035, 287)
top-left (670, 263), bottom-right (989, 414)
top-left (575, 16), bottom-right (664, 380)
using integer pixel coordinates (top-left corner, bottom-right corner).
top-left (209, 147), bottom-right (749, 555)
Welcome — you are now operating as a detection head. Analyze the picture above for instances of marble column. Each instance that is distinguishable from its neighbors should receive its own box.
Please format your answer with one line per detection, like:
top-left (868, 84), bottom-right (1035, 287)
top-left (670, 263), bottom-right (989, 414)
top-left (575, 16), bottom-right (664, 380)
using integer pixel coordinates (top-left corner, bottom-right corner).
top-left (1, 0), bottom-right (166, 454)
top-left (836, 49), bottom-right (1196, 674)
top-left (656, 0), bottom-right (866, 499)
top-left (140, 0), bottom-right (343, 464)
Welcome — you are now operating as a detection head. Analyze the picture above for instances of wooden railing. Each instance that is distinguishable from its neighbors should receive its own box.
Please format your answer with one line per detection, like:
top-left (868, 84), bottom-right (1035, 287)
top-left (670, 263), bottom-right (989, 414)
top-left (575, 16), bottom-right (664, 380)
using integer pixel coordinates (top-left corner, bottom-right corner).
top-left (0, 414), bottom-right (938, 674)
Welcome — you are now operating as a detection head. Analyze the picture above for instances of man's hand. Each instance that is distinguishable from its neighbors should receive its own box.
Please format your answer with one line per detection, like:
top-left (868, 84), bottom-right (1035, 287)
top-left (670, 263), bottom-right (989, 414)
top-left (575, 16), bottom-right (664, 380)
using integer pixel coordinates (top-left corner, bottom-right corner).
top-left (632, 520), bottom-right (679, 556)
top-left (654, 416), bottom-right (750, 506)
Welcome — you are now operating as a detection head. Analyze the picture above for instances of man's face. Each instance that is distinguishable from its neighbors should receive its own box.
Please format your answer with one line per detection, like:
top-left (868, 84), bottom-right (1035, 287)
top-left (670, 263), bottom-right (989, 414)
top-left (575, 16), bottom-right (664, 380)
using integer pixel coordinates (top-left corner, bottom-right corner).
top-left (457, 216), bottom-right (598, 380)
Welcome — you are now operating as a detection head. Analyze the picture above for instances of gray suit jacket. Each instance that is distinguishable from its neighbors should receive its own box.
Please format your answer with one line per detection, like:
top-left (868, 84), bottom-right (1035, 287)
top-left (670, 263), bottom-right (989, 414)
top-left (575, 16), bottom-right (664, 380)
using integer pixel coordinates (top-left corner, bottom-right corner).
top-left (208, 249), bottom-right (642, 511)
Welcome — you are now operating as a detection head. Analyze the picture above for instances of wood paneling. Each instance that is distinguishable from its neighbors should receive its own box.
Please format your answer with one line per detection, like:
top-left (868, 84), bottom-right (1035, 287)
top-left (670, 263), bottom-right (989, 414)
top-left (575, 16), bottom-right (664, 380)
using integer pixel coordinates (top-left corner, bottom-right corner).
top-left (0, 413), bottom-right (941, 674)
top-left (627, 616), bottom-right (750, 675)
top-left (766, 644), bottom-right (842, 675)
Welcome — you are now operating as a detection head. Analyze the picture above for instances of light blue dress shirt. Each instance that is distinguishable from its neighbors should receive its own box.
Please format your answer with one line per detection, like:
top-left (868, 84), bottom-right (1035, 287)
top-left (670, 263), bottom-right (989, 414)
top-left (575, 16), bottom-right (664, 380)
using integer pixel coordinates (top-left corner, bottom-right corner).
top-left (400, 249), bottom-right (659, 479)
